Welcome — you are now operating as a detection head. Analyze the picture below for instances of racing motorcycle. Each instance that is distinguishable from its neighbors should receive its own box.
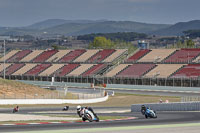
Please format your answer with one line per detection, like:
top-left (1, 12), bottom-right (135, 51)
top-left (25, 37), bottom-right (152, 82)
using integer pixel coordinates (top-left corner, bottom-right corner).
top-left (13, 106), bottom-right (19, 113)
top-left (141, 105), bottom-right (157, 119)
top-left (144, 108), bottom-right (157, 119)
top-left (81, 108), bottom-right (99, 122)
top-left (62, 106), bottom-right (69, 111)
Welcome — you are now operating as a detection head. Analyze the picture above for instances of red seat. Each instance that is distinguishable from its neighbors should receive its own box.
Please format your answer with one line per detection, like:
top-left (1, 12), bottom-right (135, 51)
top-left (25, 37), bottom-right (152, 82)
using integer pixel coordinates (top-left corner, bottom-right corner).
top-left (52, 64), bottom-right (80, 77)
top-left (7, 50), bottom-right (32, 62)
top-left (33, 50), bottom-right (58, 62)
top-left (2, 63), bottom-right (25, 75)
top-left (126, 49), bottom-right (150, 62)
top-left (82, 64), bottom-right (106, 76)
top-left (88, 49), bottom-right (115, 63)
top-left (172, 64), bottom-right (200, 78)
top-left (25, 64), bottom-right (51, 76)
top-left (59, 49), bottom-right (86, 63)
top-left (164, 49), bottom-right (200, 63)
top-left (116, 64), bottom-right (156, 78)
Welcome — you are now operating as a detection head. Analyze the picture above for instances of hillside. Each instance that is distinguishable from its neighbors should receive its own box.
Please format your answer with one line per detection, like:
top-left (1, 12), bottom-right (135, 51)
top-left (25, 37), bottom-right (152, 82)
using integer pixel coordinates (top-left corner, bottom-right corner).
top-left (0, 20), bottom-right (170, 37)
top-left (42, 21), bottom-right (170, 36)
top-left (27, 19), bottom-right (106, 30)
top-left (152, 20), bottom-right (200, 36)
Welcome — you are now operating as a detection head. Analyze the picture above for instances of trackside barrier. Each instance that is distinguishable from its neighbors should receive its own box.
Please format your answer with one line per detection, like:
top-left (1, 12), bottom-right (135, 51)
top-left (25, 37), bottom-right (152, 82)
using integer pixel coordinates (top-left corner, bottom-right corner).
top-left (131, 102), bottom-right (200, 112)
top-left (0, 95), bottom-right (108, 105)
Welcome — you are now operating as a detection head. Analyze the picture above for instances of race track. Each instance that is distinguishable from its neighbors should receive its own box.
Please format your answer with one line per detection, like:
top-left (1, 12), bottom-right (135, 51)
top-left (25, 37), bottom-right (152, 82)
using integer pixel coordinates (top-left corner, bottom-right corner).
top-left (0, 107), bottom-right (200, 133)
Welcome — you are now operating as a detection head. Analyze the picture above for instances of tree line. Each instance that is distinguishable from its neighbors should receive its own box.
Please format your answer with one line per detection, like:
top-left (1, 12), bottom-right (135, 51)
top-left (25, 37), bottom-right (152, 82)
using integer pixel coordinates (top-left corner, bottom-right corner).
top-left (77, 32), bottom-right (147, 42)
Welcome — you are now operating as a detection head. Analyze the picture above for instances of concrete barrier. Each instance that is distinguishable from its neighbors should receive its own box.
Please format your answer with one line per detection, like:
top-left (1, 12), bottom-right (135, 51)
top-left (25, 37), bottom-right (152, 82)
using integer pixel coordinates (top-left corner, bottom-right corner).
top-left (0, 95), bottom-right (108, 105)
top-left (131, 102), bottom-right (200, 112)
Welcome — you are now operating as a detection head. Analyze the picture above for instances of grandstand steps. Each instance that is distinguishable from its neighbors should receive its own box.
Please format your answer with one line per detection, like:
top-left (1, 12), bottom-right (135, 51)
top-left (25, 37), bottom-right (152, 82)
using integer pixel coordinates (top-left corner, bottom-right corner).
top-left (126, 49), bottom-right (151, 63)
top-left (12, 64), bottom-right (37, 75)
top-left (24, 64), bottom-right (52, 76)
top-left (169, 65), bottom-right (186, 78)
top-left (4, 50), bottom-right (21, 63)
top-left (96, 64), bottom-right (109, 76)
top-left (32, 50), bottom-right (58, 63)
top-left (162, 50), bottom-right (178, 64)
top-left (101, 49), bottom-right (116, 63)
top-left (52, 64), bottom-right (80, 77)
top-left (142, 64), bottom-right (157, 77)
top-left (191, 53), bottom-right (200, 63)
top-left (126, 48), bottom-right (140, 61)
top-left (82, 64), bottom-right (106, 77)
top-left (67, 64), bottom-right (94, 76)
top-left (74, 50), bottom-right (99, 63)
top-left (4, 63), bottom-right (25, 75)
top-left (115, 64), bottom-right (131, 77)
top-left (87, 49), bottom-right (116, 63)
top-left (39, 64), bottom-right (65, 76)
top-left (23, 50), bottom-right (44, 63)
top-left (58, 49), bottom-right (86, 63)
top-left (104, 64), bottom-right (130, 77)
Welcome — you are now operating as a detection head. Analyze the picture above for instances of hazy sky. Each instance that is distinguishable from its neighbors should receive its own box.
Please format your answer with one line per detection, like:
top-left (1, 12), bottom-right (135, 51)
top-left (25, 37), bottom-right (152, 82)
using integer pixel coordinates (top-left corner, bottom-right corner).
top-left (0, 0), bottom-right (199, 27)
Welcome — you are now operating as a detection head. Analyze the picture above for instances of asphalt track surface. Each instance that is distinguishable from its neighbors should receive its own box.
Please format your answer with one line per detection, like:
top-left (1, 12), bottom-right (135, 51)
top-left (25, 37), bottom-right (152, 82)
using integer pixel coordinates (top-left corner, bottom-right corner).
top-left (0, 107), bottom-right (200, 132)
top-left (0, 88), bottom-right (200, 132)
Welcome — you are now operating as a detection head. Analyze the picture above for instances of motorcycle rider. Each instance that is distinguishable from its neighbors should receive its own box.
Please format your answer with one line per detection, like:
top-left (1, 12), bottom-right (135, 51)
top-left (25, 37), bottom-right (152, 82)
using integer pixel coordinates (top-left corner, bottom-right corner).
top-left (141, 105), bottom-right (146, 115)
top-left (13, 105), bottom-right (19, 113)
top-left (77, 105), bottom-right (95, 117)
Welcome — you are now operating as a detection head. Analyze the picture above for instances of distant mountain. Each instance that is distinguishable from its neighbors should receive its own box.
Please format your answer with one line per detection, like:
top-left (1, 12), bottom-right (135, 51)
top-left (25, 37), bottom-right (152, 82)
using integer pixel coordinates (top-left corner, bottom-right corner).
top-left (152, 20), bottom-right (200, 36)
top-left (40, 21), bottom-right (170, 36)
top-left (0, 20), bottom-right (170, 37)
top-left (27, 19), bottom-right (107, 30)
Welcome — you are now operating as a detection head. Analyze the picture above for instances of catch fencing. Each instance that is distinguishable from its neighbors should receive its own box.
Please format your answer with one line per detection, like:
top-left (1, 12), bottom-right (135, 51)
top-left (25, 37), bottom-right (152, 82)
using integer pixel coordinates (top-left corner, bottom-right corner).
top-left (131, 102), bottom-right (200, 112)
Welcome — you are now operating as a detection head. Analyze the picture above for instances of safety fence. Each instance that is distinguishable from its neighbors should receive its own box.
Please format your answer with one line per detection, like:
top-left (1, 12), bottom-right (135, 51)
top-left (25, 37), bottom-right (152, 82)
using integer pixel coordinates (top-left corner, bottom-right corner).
top-left (6, 75), bottom-right (200, 87)
top-left (131, 102), bottom-right (200, 112)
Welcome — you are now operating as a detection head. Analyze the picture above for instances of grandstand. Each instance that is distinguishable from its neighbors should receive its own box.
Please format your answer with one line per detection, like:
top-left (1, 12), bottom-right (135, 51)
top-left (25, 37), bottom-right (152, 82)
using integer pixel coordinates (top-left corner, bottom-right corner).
top-left (2, 48), bottom-right (200, 87)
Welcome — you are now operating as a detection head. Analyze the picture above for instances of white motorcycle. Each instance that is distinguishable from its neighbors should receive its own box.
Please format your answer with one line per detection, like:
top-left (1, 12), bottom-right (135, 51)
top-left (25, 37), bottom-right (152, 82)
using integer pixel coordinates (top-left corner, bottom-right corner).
top-left (81, 108), bottom-right (99, 122)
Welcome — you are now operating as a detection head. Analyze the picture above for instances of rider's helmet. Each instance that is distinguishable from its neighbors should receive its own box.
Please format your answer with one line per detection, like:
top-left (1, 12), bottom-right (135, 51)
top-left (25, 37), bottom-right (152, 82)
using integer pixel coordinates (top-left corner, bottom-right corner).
top-left (77, 105), bottom-right (81, 111)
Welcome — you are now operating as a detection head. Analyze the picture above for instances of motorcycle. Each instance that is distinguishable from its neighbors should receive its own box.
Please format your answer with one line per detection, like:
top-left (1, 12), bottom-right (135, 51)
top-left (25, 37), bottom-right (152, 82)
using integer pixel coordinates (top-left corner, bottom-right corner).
top-left (13, 107), bottom-right (19, 113)
top-left (144, 108), bottom-right (157, 119)
top-left (62, 106), bottom-right (69, 111)
top-left (81, 108), bottom-right (99, 122)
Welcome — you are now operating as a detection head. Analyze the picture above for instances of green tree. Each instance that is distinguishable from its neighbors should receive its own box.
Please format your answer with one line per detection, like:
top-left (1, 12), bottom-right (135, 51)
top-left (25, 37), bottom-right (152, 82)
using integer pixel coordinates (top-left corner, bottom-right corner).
top-left (51, 44), bottom-right (59, 50)
top-left (186, 39), bottom-right (195, 48)
top-left (89, 36), bottom-right (115, 49)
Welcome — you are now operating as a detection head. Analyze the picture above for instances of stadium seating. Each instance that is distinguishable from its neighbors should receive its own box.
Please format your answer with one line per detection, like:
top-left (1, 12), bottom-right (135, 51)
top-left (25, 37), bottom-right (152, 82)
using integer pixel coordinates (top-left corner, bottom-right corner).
top-left (126, 49), bottom-right (150, 62)
top-left (73, 50), bottom-right (99, 62)
top-left (12, 64), bottom-right (37, 75)
top-left (52, 64), bottom-right (80, 77)
top-left (104, 64), bottom-right (129, 77)
top-left (3, 63), bottom-right (25, 75)
top-left (39, 64), bottom-right (65, 76)
top-left (59, 49), bottom-right (86, 63)
top-left (116, 64), bottom-right (156, 78)
top-left (32, 49), bottom-right (58, 63)
top-left (46, 50), bottom-right (71, 62)
top-left (164, 49), bottom-right (200, 63)
top-left (67, 64), bottom-right (94, 76)
top-left (20, 50), bottom-right (44, 62)
top-left (172, 64), bottom-right (200, 78)
top-left (103, 49), bottom-right (127, 62)
top-left (82, 64), bottom-right (107, 76)
top-left (144, 64), bottom-right (184, 78)
top-left (87, 49), bottom-right (116, 63)
top-left (25, 64), bottom-right (51, 76)
top-left (6, 50), bottom-right (32, 62)
top-left (138, 49), bottom-right (176, 63)
top-left (0, 63), bottom-right (12, 73)
top-left (0, 50), bottom-right (20, 62)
